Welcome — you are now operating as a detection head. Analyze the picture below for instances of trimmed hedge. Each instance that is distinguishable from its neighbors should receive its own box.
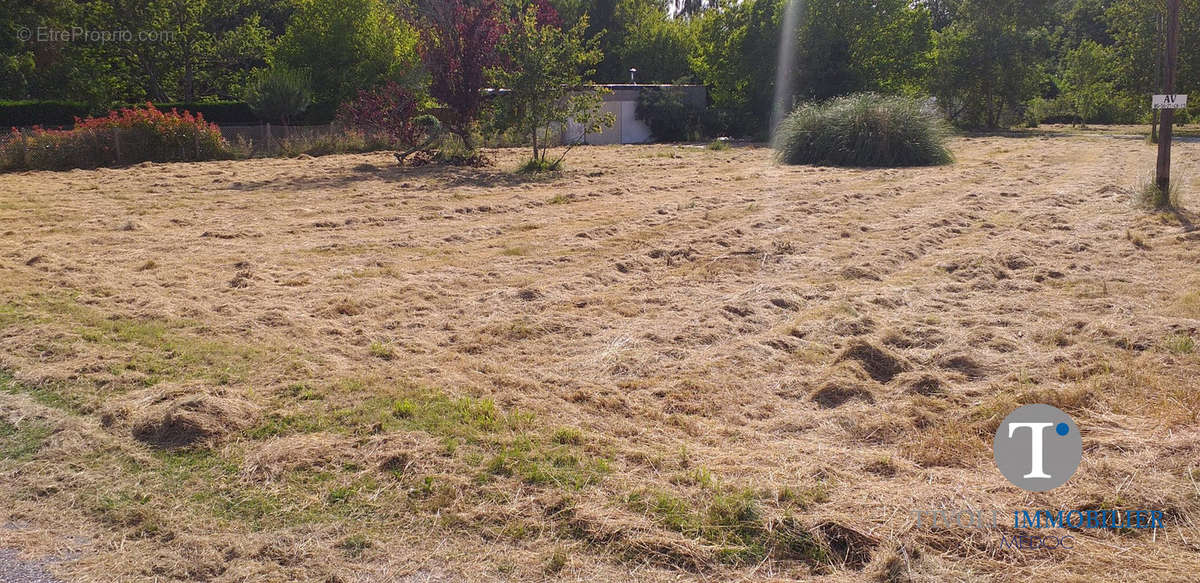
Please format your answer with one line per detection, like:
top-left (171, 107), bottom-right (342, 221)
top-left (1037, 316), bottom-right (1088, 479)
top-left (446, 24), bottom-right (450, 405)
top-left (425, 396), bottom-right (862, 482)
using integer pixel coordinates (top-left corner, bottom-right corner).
top-left (1, 104), bottom-right (232, 171)
top-left (0, 100), bottom-right (91, 128)
top-left (774, 93), bottom-right (952, 168)
top-left (151, 101), bottom-right (258, 125)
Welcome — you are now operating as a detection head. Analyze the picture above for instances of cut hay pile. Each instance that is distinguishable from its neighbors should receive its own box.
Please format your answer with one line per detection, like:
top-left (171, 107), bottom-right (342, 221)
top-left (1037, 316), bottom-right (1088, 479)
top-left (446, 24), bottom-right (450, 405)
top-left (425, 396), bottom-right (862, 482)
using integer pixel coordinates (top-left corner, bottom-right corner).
top-left (117, 385), bottom-right (260, 449)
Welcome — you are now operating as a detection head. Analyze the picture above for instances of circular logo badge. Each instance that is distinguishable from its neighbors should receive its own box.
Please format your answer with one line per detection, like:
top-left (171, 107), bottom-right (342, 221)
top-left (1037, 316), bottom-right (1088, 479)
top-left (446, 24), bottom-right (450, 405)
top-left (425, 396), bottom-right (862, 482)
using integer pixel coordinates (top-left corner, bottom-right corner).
top-left (993, 404), bottom-right (1082, 492)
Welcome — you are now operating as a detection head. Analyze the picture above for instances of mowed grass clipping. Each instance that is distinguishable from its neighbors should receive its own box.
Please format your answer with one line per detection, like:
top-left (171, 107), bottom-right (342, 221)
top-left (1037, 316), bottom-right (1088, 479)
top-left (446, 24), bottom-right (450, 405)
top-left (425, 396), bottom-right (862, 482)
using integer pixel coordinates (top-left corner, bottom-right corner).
top-left (1, 139), bottom-right (1199, 580)
top-left (774, 93), bottom-right (952, 168)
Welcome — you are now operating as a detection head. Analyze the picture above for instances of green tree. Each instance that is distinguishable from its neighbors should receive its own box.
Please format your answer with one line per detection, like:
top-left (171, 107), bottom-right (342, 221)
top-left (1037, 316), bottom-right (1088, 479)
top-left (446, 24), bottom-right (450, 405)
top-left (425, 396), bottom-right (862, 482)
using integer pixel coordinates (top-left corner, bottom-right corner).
top-left (490, 5), bottom-right (613, 168)
top-left (929, 0), bottom-right (1050, 128)
top-left (612, 0), bottom-right (696, 83)
top-left (273, 0), bottom-right (419, 106)
top-left (1107, 0), bottom-right (1200, 130)
top-left (2, 0), bottom-right (284, 104)
top-left (203, 13), bottom-right (274, 100)
top-left (243, 65), bottom-right (312, 124)
top-left (690, 0), bottom-right (781, 137)
top-left (924, 0), bottom-right (960, 31)
top-left (792, 0), bottom-right (932, 101)
top-left (95, 0), bottom-right (274, 103)
top-left (691, 0), bottom-right (932, 137)
top-left (1061, 39), bottom-right (1115, 125)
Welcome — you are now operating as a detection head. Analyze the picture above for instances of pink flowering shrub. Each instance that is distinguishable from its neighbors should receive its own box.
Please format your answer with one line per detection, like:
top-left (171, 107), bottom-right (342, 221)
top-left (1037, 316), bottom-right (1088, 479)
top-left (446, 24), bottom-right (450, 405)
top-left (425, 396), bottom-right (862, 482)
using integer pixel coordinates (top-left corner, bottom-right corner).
top-left (1, 104), bottom-right (231, 171)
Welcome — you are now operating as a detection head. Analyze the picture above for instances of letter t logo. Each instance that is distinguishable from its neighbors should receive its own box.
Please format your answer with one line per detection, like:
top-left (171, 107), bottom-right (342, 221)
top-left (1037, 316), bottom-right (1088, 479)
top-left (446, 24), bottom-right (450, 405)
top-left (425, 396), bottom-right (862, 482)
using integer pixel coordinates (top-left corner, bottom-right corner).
top-left (1008, 422), bottom-right (1054, 479)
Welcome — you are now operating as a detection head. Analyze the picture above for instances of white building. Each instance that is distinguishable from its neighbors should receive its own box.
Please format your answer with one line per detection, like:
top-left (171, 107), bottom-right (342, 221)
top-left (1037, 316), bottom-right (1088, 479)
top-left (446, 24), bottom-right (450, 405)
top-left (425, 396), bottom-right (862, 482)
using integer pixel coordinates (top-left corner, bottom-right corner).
top-left (565, 84), bottom-right (707, 145)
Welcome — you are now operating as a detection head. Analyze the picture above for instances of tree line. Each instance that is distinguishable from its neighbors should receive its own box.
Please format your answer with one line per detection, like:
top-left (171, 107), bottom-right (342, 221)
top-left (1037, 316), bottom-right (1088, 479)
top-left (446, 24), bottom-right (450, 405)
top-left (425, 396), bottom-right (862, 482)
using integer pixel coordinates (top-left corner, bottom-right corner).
top-left (2, 0), bottom-right (1197, 137)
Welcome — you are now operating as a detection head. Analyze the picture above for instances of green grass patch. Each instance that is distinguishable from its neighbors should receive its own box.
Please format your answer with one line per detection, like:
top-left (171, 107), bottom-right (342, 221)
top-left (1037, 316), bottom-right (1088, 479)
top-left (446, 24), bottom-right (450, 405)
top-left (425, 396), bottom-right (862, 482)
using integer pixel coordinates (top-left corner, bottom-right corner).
top-left (0, 303), bottom-right (30, 328)
top-left (0, 418), bottom-right (53, 460)
top-left (132, 448), bottom-right (393, 530)
top-left (89, 489), bottom-right (170, 539)
top-left (283, 382), bottom-right (323, 401)
top-left (1164, 333), bottom-right (1196, 355)
top-left (0, 370), bottom-right (89, 414)
top-left (482, 437), bottom-right (609, 489)
top-left (552, 427), bottom-right (584, 445)
top-left (626, 486), bottom-right (828, 565)
top-left (669, 466), bottom-right (716, 489)
top-left (3, 297), bottom-right (264, 389)
top-left (71, 310), bottom-right (260, 385)
top-left (776, 483), bottom-right (830, 509)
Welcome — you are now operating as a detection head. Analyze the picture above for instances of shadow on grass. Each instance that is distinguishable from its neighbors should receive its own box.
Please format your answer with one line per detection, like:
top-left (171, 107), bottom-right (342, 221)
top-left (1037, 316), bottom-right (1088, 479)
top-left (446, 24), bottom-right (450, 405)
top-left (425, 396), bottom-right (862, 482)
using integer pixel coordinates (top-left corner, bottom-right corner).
top-left (960, 124), bottom-right (1200, 140)
top-left (225, 157), bottom-right (572, 193)
top-left (1168, 207), bottom-right (1198, 232)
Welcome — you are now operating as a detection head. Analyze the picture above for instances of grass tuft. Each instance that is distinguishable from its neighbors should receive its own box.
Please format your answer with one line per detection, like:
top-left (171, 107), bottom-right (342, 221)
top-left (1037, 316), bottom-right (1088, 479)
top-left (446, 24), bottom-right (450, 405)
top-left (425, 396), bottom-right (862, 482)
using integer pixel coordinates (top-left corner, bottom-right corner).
top-left (518, 158), bottom-right (562, 173)
top-left (1164, 333), bottom-right (1195, 355)
top-left (338, 534), bottom-right (372, 557)
top-left (369, 341), bottom-right (395, 360)
top-left (545, 547), bottom-right (569, 573)
top-left (774, 93), bottom-right (952, 167)
top-left (552, 427), bottom-right (584, 445)
top-left (1136, 178), bottom-right (1182, 210)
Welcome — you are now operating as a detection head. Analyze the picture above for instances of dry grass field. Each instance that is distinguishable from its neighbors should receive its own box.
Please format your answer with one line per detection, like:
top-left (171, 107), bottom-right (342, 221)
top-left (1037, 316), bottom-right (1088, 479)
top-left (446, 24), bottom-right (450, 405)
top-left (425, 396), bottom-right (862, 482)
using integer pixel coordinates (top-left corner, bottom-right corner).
top-left (0, 132), bottom-right (1199, 582)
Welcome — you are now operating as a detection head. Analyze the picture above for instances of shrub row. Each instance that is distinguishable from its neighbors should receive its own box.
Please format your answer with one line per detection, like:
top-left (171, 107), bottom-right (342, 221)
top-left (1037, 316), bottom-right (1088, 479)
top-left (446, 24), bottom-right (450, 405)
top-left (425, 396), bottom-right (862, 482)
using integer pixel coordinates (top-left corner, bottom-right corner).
top-left (0, 100), bottom-right (92, 128)
top-left (1023, 95), bottom-right (1143, 126)
top-left (1, 104), bottom-right (232, 171)
top-left (1, 100), bottom-right (340, 129)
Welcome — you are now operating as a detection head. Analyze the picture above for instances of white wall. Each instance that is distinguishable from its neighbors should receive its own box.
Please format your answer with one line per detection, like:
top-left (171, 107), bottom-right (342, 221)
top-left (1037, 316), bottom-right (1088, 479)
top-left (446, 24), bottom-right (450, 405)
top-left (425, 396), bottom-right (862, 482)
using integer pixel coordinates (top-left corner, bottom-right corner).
top-left (564, 85), bottom-right (705, 145)
top-left (568, 100), bottom-right (652, 145)
top-left (618, 100), bottom-right (652, 144)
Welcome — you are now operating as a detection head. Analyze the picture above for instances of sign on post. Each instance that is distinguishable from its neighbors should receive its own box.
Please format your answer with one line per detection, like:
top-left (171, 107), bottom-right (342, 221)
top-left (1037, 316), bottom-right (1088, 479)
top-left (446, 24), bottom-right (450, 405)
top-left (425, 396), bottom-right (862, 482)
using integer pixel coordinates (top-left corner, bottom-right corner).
top-left (1152, 94), bottom-right (1188, 109)
top-left (1155, 0), bottom-right (1181, 206)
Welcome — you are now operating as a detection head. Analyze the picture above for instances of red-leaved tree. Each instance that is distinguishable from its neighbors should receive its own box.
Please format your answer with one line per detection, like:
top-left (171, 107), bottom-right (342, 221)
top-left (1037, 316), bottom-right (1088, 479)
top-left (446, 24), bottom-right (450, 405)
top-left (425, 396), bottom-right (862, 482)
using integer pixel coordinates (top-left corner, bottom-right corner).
top-left (415, 0), bottom-right (507, 151)
top-left (530, 0), bottom-right (561, 28)
top-left (336, 82), bottom-right (422, 148)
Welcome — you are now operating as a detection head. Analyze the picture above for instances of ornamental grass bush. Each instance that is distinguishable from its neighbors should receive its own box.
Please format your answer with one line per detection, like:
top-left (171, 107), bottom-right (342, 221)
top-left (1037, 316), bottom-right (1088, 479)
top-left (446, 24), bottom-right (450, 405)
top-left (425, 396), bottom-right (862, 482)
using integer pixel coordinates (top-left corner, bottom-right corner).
top-left (774, 93), bottom-right (952, 168)
top-left (1, 104), bottom-right (232, 171)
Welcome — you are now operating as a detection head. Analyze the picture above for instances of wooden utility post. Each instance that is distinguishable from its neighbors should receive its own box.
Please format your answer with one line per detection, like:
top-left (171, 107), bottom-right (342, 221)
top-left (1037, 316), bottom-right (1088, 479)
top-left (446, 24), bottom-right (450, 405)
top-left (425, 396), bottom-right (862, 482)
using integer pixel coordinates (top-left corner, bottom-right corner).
top-left (1154, 0), bottom-right (1180, 207)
